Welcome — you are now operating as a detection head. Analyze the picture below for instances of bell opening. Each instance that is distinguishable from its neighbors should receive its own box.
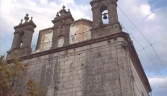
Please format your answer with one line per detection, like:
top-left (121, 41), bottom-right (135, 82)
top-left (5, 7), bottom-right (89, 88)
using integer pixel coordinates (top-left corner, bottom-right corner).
top-left (102, 10), bottom-right (109, 24)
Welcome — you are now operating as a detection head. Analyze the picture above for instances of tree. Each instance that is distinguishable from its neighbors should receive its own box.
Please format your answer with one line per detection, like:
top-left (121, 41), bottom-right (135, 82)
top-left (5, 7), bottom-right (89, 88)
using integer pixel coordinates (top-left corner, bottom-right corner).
top-left (0, 56), bottom-right (46, 96)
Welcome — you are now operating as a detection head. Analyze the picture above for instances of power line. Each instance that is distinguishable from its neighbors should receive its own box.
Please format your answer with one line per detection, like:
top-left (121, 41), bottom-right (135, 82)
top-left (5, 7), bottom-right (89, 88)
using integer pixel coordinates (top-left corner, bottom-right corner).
top-left (33, 27), bottom-right (167, 84)
top-left (117, 5), bottom-right (151, 44)
top-left (117, 5), bottom-right (167, 74)
top-left (36, 26), bottom-right (167, 77)
top-left (151, 46), bottom-right (167, 71)
top-left (143, 49), bottom-right (167, 84)
top-left (124, 29), bottom-right (144, 49)
top-left (123, 28), bottom-right (167, 83)
top-left (137, 38), bottom-right (167, 52)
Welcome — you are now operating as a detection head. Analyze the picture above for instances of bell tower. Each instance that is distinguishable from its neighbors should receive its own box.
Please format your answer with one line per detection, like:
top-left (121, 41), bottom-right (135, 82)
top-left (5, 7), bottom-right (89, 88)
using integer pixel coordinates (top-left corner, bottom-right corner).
top-left (7, 14), bottom-right (36, 60)
top-left (90, 0), bottom-right (122, 39)
top-left (52, 6), bottom-right (74, 48)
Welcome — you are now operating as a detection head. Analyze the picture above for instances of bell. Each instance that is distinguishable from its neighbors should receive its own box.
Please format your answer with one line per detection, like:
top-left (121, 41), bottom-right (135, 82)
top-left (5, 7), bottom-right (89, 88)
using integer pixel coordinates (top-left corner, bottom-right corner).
top-left (103, 13), bottom-right (108, 19)
top-left (103, 15), bottom-right (108, 19)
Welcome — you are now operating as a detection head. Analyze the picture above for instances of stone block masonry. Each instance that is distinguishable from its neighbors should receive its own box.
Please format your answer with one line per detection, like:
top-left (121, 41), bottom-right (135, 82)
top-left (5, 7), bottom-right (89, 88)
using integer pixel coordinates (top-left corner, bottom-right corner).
top-left (22, 36), bottom-right (134, 96)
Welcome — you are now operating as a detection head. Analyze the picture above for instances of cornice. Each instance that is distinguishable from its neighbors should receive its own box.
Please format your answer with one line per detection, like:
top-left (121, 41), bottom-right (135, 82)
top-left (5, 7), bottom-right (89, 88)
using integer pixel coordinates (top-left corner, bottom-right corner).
top-left (14, 21), bottom-right (36, 30)
top-left (128, 40), bottom-right (152, 93)
top-left (14, 25), bottom-right (35, 34)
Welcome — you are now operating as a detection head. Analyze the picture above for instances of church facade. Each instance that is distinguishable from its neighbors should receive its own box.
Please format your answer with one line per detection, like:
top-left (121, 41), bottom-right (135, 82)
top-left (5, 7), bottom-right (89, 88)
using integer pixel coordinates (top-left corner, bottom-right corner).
top-left (7, 0), bottom-right (151, 96)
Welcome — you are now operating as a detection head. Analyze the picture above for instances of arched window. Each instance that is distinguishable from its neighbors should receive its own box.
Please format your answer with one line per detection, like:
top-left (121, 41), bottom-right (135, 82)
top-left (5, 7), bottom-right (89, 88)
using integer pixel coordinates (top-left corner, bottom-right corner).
top-left (100, 6), bottom-right (109, 24)
top-left (19, 32), bottom-right (24, 47)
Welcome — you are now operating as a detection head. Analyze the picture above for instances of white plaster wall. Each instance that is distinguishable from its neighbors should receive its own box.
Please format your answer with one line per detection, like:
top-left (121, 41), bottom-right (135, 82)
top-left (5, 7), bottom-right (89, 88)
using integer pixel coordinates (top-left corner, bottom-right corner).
top-left (83, 25), bottom-right (91, 41)
top-left (40, 31), bottom-right (53, 50)
top-left (41, 32), bottom-right (53, 43)
top-left (130, 59), bottom-right (149, 96)
top-left (70, 24), bottom-right (91, 44)
top-left (70, 25), bottom-right (79, 44)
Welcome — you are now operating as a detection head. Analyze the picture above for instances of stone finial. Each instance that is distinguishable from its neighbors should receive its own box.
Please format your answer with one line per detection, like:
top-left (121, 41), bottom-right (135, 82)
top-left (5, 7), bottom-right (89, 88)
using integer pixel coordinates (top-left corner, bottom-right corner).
top-left (56, 12), bottom-right (59, 17)
top-left (68, 9), bottom-right (71, 13)
top-left (62, 5), bottom-right (65, 9)
top-left (59, 5), bottom-right (67, 16)
top-left (31, 17), bottom-right (33, 21)
top-left (19, 19), bottom-right (23, 25)
top-left (24, 14), bottom-right (29, 23)
top-left (29, 17), bottom-right (34, 22)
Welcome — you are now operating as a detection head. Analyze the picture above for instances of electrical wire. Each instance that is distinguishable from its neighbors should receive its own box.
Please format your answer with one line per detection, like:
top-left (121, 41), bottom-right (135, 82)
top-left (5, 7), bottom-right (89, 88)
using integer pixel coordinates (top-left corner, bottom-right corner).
top-left (117, 4), bottom-right (167, 75)
top-left (123, 28), bottom-right (167, 83)
top-left (137, 38), bottom-right (167, 52)
top-left (144, 49), bottom-right (167, 84)
top-left (117, 5), bottom-right (151, 44)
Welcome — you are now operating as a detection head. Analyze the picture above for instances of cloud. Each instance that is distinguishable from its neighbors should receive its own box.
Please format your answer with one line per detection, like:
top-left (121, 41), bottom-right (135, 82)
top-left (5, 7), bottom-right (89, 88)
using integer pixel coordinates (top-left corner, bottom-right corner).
top-left (0, 0), bottom-right (91, 45)
top-left (40, 0), bottom-right (48, 4)
top-left (0, 0), bottom-right (167, 95)
top-left (140, 4), bottom-right (152, 17)
top-left (148, 77), bottom-right (167, 96)
top-left (60, 0), bottom-right (74, 4)
top-left (117, 0), bottom-right (167, 94)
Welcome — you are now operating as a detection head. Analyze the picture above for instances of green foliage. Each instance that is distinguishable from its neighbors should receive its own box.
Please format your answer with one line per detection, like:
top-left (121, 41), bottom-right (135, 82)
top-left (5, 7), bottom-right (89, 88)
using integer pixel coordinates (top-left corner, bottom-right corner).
top-left (26, 79), bottom-right (46, 96)
top-left (0, 56), bottom-right (46, 96)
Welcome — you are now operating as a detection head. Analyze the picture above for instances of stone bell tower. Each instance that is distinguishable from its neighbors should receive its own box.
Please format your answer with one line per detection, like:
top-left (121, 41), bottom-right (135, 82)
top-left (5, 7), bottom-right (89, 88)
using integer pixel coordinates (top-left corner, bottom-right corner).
top-left (52, 5), bottom-right (74, 48)
top-left (7, 14), bottom-right (36, 60)
top-left (90, 0), bottom-right (122, 39)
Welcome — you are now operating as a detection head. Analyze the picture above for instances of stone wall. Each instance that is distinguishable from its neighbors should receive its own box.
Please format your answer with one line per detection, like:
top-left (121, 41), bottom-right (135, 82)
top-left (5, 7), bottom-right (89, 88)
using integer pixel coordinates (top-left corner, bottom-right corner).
top-left (130, 59), bottom-right (149, 96)
top-left (22, 36), bottom-right (135, 96)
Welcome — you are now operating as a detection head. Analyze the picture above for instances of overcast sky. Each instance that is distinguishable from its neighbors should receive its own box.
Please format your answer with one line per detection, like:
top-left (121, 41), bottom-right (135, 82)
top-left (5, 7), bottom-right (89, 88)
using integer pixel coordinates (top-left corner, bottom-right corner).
top-left (0, 0), bottom-right (167, 96)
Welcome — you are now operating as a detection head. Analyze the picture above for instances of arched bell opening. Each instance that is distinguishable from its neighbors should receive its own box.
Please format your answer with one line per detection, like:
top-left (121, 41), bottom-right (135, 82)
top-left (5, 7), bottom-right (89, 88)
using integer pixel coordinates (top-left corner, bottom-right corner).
top-left (100, 6), bottom-right (109, 24)
top-left (19, 32), bottom-right (24, 47)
